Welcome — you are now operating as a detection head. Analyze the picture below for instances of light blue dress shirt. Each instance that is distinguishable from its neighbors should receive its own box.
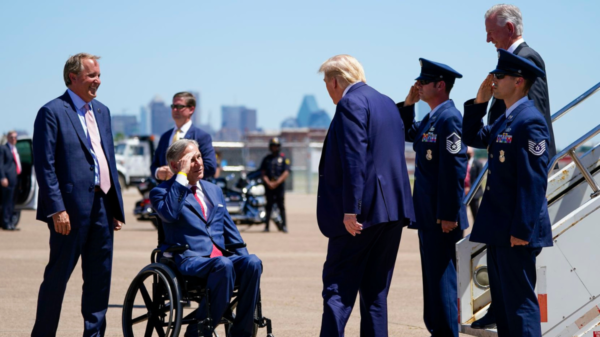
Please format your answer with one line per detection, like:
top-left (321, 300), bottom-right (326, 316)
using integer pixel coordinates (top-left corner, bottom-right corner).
top-left (67, 89), bottom-right (102, 186)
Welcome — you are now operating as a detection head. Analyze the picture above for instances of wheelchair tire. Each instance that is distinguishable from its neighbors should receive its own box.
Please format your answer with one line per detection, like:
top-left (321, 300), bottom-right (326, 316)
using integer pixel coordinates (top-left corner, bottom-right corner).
top-left (122, 263), bottom-right (183, 337)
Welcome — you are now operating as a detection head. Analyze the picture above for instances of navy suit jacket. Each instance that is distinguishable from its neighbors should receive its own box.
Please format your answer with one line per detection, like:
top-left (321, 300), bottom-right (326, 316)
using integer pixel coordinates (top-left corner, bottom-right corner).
top-left (0, 144), bottom-right (18, 187)
top-left (488, 42), bottom-right (556, 159)
top-left (151, 125), bottom-right (217, 179)
top-left (33, 91), bottom-right (125, 226)
top-left (463, 99), bottom-right (552, 248)
top-left (317, 83), bottom-right (415, 238)
top-left (398, 100), bottom-right (469, 231)
top-left (150, 177), bottom-right (248, 259)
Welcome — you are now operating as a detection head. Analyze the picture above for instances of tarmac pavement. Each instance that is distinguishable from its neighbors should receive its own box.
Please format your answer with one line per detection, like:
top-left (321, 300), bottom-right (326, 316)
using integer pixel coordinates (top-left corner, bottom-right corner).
top-left (0, 189), bottom-right (472, 336)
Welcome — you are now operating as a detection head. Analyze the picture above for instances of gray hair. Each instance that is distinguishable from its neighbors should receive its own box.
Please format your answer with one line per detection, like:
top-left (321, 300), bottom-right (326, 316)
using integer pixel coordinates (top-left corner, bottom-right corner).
top-left (166, 139), bottom-right (200, 173)
top-left (485, 4), bottom-right (523, 36)
top-left (63, 53), bottom-right (101, 87)
top-left (319, 54), bottom-right (366, 88)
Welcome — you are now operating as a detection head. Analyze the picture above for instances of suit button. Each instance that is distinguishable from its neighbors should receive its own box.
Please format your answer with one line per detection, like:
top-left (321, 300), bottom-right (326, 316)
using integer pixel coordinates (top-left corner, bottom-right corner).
top-left (90, 166), bottom-right (94, 171)
top-left (488, 170), bottom-right (491, 175)
top-left (490, 154), bottom-right (494, 158)
top-left (89, 186), bottom-right (94, 191)
top-left (486, 186), bottom-right (490, 191)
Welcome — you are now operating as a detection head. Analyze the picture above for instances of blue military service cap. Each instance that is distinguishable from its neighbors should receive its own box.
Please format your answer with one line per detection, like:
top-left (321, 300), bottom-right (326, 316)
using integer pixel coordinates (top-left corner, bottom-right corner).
top-left (490, 49), bottom-right (545, 79)
top-left (416, 58), bottom-right (463, 81)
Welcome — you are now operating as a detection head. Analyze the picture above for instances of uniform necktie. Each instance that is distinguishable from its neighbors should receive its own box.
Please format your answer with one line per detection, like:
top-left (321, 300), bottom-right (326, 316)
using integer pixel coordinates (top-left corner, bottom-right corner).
top-left (191, 186), bottom-right (223, 258)
top-left (11, 146), bottom-right (21, 175)
top-left (85, 104), bottom-right (111, 194)
top-left (172, 129), bottom-right (182, 144)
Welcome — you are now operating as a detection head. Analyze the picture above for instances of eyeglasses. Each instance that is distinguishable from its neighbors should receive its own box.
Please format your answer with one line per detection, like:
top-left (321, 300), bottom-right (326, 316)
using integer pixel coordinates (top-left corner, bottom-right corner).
top-left (417, 79), bottom-right (438, 86)
top-left (493, 73), bottom-right (521, 80)
top-left (170, 104), bottom-right (190, 110)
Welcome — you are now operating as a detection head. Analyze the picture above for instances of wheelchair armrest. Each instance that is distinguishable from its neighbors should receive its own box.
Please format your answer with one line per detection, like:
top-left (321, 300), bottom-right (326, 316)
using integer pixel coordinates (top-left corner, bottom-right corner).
top-left (165, 244), bottom-right (190, 253)
top-left (225, 243), bottom-right (247, 250)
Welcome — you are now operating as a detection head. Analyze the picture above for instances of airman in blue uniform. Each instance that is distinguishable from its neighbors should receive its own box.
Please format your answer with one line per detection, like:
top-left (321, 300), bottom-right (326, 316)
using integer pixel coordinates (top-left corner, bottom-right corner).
top-left (463, 49), bottom-right (553, 337)
top-left (397, 58), bottom-right (469, 337)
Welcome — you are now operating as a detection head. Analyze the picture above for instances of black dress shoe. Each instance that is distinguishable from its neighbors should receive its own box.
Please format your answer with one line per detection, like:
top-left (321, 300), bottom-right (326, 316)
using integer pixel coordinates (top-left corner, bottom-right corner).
top-left (471, 313), bottom-right (497, 329)
top-left (262, 227), bottom-right (270, 232)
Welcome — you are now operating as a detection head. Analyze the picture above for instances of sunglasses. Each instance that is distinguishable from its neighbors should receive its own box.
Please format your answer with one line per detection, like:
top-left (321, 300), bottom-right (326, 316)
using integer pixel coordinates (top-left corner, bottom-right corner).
top-left (418, 79), bottom-right (439, 86)
top-left (170, 104), bottom-right (190, 110)
top-left (493, 73), bottom-right (522, 80)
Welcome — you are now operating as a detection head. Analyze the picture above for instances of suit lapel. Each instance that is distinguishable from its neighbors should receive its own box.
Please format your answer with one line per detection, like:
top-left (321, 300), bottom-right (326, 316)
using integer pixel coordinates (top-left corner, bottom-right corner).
top-left (514, 41), bottom-right (528, 55)
top-left (62, 92), bottom-right (93, 157)
top-left (186, 187), bottom-right (207, 223)
top-left (184, 125), bottom-right (195, 139)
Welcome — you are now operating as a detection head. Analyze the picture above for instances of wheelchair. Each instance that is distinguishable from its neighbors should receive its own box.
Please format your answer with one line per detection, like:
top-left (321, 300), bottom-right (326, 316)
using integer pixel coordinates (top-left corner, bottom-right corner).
top-left (122, 242), bottom-right (274, 337)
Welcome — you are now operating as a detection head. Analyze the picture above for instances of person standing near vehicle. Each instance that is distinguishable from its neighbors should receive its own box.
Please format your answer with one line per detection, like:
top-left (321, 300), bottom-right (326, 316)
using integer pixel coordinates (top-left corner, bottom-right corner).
top-left (0, 131), bottom-right (20, 231)
top-left (260, 137), bottom-right (289, 233)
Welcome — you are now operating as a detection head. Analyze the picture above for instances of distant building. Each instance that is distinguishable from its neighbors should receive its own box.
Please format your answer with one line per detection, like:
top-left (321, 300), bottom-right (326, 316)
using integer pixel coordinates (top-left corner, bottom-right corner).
top-left (219, 105), bottom-right (257, 141)
top-left (150, 95), bottom-right (173, 136)
top-left (139, 106), bottom-right (150, 135)
top-left (112, 115), bottom-right (139, 137)
top-left (281, 95), bottom-right (331, 129)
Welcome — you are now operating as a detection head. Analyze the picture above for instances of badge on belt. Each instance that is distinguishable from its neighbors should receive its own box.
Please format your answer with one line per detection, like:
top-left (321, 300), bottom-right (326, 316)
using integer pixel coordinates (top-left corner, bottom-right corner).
top-left (422, 133), bottom-right (437, 143)
top-left (496, 133), bottom-right (513, 144)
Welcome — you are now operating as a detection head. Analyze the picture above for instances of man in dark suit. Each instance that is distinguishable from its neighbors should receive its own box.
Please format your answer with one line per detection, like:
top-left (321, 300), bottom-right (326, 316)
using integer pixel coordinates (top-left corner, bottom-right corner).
top-left (151, 139), bottom-right (262, 337)
top-left (464, 50), bottom-right (552, 337)
top-left (317, 54), bottom-right (415, 337)
top-left (484, 4), bottom-right (556, 158)
top-left (473, 4), bottom-right (555, 329)
top-left (466, 147), bottom-right (484, 219)
top-left (150, 92), bottom-right (216, 182)
top-left (0, 131), bottom-right (20, 230)
top-left (397, 59), bottom-right (469, 337)
top-left (31, 53), bottom-right (125, 337)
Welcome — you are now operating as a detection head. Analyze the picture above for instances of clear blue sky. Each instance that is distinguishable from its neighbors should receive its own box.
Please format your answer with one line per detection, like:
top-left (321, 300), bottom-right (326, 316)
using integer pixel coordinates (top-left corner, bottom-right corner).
top-left (1, 0), bottom-right (599, 149)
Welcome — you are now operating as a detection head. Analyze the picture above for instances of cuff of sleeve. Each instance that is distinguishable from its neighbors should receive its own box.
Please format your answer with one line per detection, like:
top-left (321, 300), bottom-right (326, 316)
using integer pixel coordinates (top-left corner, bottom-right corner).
top-left (154, 168), bottom-right (160, 179)
top-left (175, 173), bottom-right (188, 186)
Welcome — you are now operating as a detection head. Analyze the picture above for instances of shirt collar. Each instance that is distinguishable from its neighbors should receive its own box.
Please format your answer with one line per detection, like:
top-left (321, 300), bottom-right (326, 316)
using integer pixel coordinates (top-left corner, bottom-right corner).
top-left (67, 88), bottom-right (89, 111)
top-left (178, 120), bottom-right (193, 133)
top-left (189, 181), bottom-right (203, 193)
top-left (342, 81), bottom-right (361, 98)
top-left (428, 99), bottom-right (451, 119)
top-left (505, 96), bottom-right (529, 118)
top-left (507, 38), bottom-right (525, 54)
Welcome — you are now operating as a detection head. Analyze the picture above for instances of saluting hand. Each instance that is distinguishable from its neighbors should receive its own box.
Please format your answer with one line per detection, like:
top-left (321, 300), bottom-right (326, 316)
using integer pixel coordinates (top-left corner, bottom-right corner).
top-left (404, 83), bottom-right (420, 106)
top-left (510, 236), bottom-right (529, 247)
top-left (177, 152), bottom-right (195, 176)
top-left (52, 211), bottom-right (71, 235)
top-left (343, 214), bottom-right (363, 236)
top-left (441, 220), bottom-right (458, 233)
top-left (475, 74), bottom-right (494, 104)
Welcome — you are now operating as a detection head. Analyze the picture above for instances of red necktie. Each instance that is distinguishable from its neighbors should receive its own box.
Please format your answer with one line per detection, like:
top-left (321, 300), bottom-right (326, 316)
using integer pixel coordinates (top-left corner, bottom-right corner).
top-left (12, 146), bottom-right (21, 175)
top-left (191, 186), bottom-right (223, 258)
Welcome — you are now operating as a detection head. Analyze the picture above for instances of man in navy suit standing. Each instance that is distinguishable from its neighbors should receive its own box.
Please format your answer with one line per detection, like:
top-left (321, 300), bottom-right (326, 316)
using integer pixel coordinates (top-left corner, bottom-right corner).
top-left (151, 139), bottom-right (262, 337)
top-left (397, 59), bottom-right (468, 337)
top-left (31, 53), bottom-right (125, 337)
top-left (463, 50), bottom-right (552, 337)
top-left (151, 92), bottom-right (216, 182)
top-left (317, 54), bottom-right (415, 337)
top-left (0, 131), bottom-right (21, 230)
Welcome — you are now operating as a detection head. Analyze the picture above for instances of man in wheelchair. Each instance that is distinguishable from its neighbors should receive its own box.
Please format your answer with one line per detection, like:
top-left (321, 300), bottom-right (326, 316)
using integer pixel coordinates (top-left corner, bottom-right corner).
top-left (150, 139), bottom-right (263, 337)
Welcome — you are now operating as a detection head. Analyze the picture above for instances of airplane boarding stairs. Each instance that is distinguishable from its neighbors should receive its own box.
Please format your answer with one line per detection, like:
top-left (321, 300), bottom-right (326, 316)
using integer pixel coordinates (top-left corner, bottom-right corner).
top-left (458, 82), bottom-right (600, 337)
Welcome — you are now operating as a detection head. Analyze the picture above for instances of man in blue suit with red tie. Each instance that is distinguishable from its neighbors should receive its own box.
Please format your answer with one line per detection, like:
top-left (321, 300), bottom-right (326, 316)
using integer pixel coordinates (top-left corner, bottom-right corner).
top-left (151, 139), bottom-right (262, 337)
top-left (317, 54), bottom-right (415, 337)
top-left (398, 59), bottom-right (469, 337)
top-left (31, 53), bottom-right (125, 336)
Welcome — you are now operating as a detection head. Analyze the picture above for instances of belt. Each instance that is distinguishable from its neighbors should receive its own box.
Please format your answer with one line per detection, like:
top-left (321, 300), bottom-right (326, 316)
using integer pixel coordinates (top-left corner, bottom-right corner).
top-left (94, 186), bottom-right (103, 193)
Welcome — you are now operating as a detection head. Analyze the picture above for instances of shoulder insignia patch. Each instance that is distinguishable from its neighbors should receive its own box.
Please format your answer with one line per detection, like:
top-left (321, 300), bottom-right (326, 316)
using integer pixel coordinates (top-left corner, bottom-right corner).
top-left (528, 140), bottom-right (546, 156)
top-left (446, 132), bottom-right (461, 154)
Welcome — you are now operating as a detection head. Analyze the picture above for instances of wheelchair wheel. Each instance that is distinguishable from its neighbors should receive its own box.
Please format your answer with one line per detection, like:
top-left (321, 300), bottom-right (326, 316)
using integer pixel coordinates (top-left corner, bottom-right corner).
top-left (123, 263), bottom-right (183, 337)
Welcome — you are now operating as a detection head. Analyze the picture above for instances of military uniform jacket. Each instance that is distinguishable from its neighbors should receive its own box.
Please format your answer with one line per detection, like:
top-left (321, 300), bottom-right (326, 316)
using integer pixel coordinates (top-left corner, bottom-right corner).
top-left (398, 100), bottom-right (469, 231)
top-left (463, 99), bottom-right (553, 248)
top-left (260, 153), bottom-right (290, 182)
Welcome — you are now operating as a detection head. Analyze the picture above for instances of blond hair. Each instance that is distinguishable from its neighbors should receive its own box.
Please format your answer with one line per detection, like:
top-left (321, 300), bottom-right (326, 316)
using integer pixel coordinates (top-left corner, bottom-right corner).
top-left (319, 54), bottom-right (366, 87)
top-left (63, 53), bottom-right (101, 86)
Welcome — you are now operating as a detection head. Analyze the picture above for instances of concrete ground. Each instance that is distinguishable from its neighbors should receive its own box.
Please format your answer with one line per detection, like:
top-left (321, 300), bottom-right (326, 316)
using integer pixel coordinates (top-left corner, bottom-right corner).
top-left (0, 189), bottom-right (472, 336)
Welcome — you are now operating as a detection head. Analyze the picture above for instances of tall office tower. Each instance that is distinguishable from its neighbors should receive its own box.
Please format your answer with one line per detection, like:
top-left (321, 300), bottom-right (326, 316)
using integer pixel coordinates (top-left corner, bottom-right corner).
top-left (139, 106), bottom-right (150, 135)
top-left (150, 95), bottom-right (173, 136)
top-left (296, 95), bottom-right (319, 127)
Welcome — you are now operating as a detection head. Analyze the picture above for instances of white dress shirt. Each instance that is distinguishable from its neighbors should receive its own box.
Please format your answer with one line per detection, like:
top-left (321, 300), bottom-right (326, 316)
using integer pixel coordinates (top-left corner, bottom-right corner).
top-left (67, 89), bottom-right (101, 186)
top-left (505, 96), bottom-right (529, 118)
top-left (176, 173), bottom-right (213, 218)
top-left (507, 38), bottom-right (525, 54)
